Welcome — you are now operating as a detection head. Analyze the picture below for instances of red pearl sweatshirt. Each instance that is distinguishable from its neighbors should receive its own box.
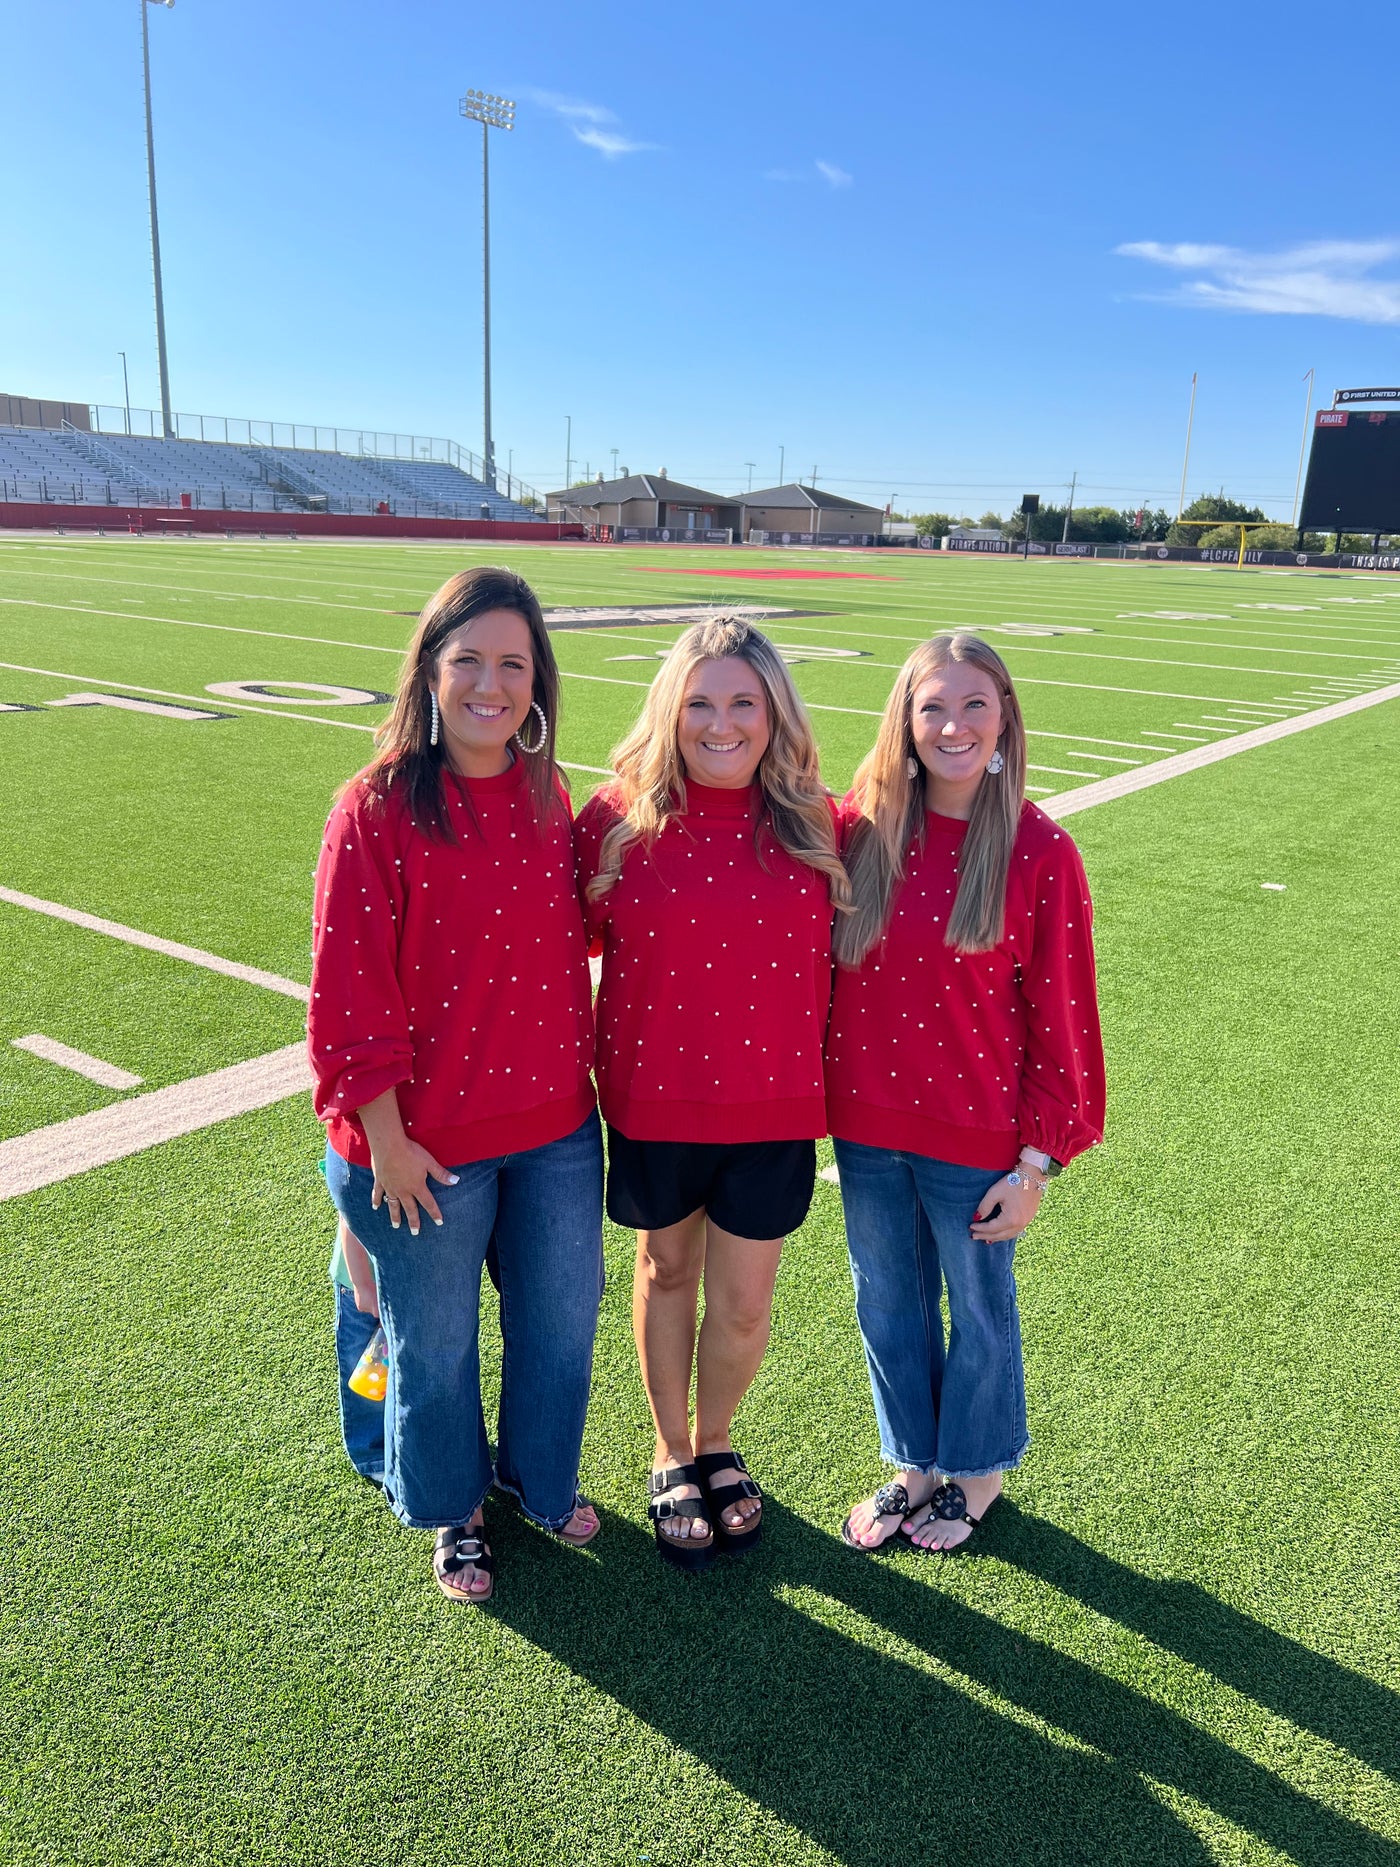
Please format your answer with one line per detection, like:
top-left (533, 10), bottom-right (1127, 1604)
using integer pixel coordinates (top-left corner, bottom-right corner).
top-left (825, 797), bottom-right (1105, 1169)
top-left (573, 780), bottom-right (833, 1144)
top-left (308, 759), bottom-right (596, 1170)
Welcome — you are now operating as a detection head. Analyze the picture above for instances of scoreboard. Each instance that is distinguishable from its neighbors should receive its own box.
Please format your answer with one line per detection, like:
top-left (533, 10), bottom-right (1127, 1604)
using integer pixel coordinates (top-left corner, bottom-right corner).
top-left (1299, 408), bottom-right (1400, 533)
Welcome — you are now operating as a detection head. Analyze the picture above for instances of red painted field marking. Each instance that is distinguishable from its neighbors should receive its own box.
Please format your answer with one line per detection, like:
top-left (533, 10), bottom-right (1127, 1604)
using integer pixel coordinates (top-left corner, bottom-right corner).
top-left (636, 567), bottom-right (896, 581)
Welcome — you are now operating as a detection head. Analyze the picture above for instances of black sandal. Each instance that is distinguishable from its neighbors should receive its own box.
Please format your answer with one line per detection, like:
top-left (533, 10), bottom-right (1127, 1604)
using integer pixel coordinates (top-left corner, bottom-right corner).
top-left (433, 1524), bottom-right (495, 1603)
top-left (695, 1449), bottom-right (763, 1556)
top-left (647, 1463), bottom-right (715, 1571)
top-left (841, 1480), bottom-right (918, 1552)
top-left (908, 1481), bottom-right (1000, 1555)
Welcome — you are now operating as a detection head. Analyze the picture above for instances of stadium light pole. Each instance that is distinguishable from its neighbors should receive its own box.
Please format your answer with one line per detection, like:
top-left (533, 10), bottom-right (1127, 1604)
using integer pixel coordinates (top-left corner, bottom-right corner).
top-left (1291, 367), bottom-right (1315, 527)
top-left (118, 351), bottom-right (131, 434)
top-left (564, 415), bottom-right (572, 490)
top-left (460, 88), bottom-right (515, 489)
top-left (610, 447), bottom-right (619, 480)
top-left (141, 0), bottom-right (176, 439)
top-left (1062, 470), bottom-right (1076, 543)
top-left (744, 461), bottom-right (755, 491)
top-left (778, 445), bottom-right (785, 485)
top-left (1176, 372), bottom-right (1198, 519)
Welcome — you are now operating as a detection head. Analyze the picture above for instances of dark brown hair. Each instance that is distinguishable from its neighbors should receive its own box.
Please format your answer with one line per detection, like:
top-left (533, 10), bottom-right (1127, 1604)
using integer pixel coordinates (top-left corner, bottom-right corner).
top-left (347, 566), bottom-right (564, 839)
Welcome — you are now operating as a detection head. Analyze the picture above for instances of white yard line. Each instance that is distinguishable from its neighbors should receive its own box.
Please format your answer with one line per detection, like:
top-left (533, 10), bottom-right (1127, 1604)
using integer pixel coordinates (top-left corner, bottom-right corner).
top-left (12, 1035), bottom-right (143, 1090)
top-left (1142, 731), bottom-right (1211, 741)
top-left (0, 884), bottom-right (311, 1000)
top-left (1042, 681), bottom-right (1400, 819)
top-left (0, 1043), bottom-right (311, 1201)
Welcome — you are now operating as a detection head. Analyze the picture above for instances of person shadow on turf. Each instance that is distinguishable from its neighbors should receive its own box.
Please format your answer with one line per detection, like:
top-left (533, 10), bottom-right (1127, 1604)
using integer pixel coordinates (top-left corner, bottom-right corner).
top-left (479, 1499), bottom-right (1400, 1867)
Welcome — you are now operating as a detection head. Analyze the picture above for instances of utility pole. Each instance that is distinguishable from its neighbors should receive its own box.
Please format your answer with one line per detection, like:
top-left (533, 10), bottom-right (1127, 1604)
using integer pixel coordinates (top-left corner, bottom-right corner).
top-left (460, 89), bottom-right (515, 488)
top-left (564, 415), bottom-right (572, 491)
top-left (1062, 470), bottom-right (1076, 543)
top-left (141, 0), bottom-right (175, 438)
top-left (1291, 367), bottom-right (1315, 528)
top-left (744, 461), bottom-right (755, 491)
top-left (1176, 372), bottom-right (1199, 519)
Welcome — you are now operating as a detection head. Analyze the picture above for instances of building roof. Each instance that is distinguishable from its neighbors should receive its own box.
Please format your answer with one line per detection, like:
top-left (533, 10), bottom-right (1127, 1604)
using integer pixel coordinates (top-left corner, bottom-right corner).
top-left (737, 483), bottom-right (883, 514)
top-left (546, 472), bottom-right (732, 506)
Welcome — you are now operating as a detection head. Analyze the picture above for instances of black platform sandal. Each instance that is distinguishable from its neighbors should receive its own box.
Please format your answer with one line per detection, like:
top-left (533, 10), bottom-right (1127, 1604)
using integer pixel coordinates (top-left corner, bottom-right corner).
top-left (433, 1524), bottom-right (495, 1603)
top-left (909, 1481), bottom-right (1000, 1556)
top-left (647, 1462), bottom-right (715, 1571)
top-left (695, 1449), bottom-right (763, 1555)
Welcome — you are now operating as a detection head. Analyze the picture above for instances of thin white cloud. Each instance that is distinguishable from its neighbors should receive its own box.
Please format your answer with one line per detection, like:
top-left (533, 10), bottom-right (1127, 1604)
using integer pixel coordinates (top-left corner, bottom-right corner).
top-left (523, 88), bottom-right (615, 125)
top-left (572, 126), bottom-right (658, 158)
top-left (763, 167), bottom-right (805, 183)
top-left (1116, 238), bottom-right (1400, 324)
top-left (815, 159), bottom-right (853, 189)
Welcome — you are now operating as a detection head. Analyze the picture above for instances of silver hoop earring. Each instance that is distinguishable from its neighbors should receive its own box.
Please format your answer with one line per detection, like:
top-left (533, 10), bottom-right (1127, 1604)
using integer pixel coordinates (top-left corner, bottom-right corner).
top-left (429, 692), bottom-right (440, 747)
top-left (906, 756), bottom-right (919, 779)
top-left (986, 749), bottom-right (1005, 775)
top-left (514, 700), bottom-right (547, 755)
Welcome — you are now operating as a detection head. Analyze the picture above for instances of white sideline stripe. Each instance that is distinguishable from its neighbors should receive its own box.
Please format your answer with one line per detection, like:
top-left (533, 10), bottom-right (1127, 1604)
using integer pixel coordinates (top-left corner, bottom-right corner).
top-left (1040, 681), bottom-right (1400, 819)
top-left (12, 1035), bottom-right (143, 1090)
top-left (0, 661), bottom-right (606, 778)
top-left (0, 885), bottom-right (311, 1001)
top-left (0, 1043), bottom-right (311, 1202)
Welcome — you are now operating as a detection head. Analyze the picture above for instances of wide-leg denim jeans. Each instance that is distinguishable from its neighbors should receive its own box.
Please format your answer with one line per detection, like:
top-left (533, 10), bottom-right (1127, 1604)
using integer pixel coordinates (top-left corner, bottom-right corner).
top-left (834, 1137), bottom-right (1029, 1479)
top-left (324, 1111), bottom-right (604, 1531)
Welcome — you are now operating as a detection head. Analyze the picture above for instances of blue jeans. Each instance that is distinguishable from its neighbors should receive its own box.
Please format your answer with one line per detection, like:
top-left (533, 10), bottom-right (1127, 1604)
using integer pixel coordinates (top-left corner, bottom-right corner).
top-left (834, 1138), bottom-right (1029, 1479)
top-left (333, 1284), bottom-right (386, 1486)
top-left (324, 1111), bottom-right (604, 1531)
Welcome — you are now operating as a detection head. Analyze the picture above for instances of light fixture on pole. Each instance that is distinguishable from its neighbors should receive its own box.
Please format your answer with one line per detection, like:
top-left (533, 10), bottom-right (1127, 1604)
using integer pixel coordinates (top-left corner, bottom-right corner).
top-left (118, 351), bottom-right (131, 434)
top-left (141, 0), bottom-right (176, 439)
top-left (459, 88), bottom-right (515, 490)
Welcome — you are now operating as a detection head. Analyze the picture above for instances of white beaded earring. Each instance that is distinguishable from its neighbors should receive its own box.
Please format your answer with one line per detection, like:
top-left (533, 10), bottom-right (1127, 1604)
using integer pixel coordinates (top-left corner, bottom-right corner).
top-left (986, 748), bottom-right (1005, 775)
top-left (429, 691), bottom-right (440, 747)
top-left (514, 700), bottom-right (548, 755)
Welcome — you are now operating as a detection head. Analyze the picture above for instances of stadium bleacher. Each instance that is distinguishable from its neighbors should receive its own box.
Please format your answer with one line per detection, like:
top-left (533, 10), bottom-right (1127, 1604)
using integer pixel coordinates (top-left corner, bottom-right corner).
top-left (0, 423), bottom-right (542, 521)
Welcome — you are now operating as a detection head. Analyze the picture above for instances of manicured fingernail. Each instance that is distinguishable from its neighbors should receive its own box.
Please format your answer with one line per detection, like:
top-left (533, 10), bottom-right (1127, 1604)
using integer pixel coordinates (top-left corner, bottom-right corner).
top-left (447, 1174), bottom-right (460, 1184)
top-left (433, 1217), bottom-right (443, 1227)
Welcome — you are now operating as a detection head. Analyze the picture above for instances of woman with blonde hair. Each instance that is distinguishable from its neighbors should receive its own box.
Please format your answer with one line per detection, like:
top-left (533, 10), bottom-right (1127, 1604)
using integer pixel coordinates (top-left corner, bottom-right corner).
top-left (829, 632), bottom-right (1104, 1554)
top-left (311, 566), bottom-right (602, 1603)
top-left (575, 617), bottom-right (849, 1568)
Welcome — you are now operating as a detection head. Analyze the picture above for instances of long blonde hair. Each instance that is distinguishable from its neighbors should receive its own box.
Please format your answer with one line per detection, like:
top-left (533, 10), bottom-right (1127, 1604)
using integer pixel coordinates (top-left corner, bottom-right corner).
top-left (587, 616), bottom-right (850, 909)
top-left (834, 632), bottom-right (1027, 963)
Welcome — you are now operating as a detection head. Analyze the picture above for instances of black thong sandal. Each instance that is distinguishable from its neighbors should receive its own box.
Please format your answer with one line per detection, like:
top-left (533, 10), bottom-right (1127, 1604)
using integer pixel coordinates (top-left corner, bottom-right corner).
top-left (433, 1523), bottom-right (495, 1603)
top-left (647, 1462), bottom-right (715, 1571)
top-left (908, 1481), bottom-right (1000, 1556)
top-left (695, 1449), bottom-right (763, 1556)
top-left (841, 1480), bottom-right (918, 1553)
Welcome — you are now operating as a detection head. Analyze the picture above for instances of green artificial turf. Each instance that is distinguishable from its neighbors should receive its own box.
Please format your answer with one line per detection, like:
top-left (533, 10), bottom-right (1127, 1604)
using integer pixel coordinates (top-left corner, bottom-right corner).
top-left (2, 540), bottom-right (1399, 1864)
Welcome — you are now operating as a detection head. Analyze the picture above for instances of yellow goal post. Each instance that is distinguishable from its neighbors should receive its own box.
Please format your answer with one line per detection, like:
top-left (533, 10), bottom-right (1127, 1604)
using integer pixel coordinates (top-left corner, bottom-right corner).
top-left (1171, 518), bottom-right (1294, 569)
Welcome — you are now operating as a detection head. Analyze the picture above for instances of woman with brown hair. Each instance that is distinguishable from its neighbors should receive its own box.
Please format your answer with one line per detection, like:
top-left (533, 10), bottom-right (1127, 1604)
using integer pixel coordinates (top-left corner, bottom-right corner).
top-left (575, 617), bottom-right (849, 1569)
top-left (311, 566), bottom-right (602, 1602)
top-left (829, 632), bottom-right (1105, 1554)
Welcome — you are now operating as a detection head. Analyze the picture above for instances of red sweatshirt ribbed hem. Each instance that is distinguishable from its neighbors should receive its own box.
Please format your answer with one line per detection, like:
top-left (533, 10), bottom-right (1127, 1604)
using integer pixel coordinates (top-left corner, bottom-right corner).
top-left (328, 1084), bottom-right (595, 1172)
top-left (605, 1093), bottom-right (827, 1147)
top-left (827, 1097), bottom-right (1019, 1170)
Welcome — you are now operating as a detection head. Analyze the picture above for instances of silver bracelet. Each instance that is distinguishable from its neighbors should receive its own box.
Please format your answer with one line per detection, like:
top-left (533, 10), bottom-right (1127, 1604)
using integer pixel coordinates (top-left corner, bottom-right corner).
top-left (1006, 1169), bottom-right (1048, 1195)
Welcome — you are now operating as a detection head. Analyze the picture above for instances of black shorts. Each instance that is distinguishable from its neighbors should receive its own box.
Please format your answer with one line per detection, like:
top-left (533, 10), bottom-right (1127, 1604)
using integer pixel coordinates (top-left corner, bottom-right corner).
top-left (606, 1127), bottom-right (817, 1240)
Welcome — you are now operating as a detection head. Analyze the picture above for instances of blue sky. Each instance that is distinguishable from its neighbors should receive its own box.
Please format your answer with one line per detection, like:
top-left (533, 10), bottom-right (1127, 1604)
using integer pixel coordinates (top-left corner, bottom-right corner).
top-left (5, 0), bottom-right (1399, 513)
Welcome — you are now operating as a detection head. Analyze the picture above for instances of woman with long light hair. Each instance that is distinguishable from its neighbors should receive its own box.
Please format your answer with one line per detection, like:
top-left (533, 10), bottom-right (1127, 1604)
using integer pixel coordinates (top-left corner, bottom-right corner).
top-left (311, 566), bottom-right (603, 1604)
top-left (829, 632), bottom-right (1105, 1553)
top-left (576, 617), bottom-right (849, 1569)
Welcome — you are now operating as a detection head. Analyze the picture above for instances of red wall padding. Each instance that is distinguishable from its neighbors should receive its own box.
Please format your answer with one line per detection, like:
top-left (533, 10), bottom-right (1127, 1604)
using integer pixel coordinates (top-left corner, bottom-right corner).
top-left (0, 503), bottom-right (585, 542)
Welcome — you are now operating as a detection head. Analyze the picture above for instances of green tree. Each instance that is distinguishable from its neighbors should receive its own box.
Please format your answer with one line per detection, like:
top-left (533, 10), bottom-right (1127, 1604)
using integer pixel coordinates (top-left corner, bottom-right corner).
top-left (1166, 495), bottom-right (1265, 547)
top-left (910, 512), bottom-right (954, 538)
